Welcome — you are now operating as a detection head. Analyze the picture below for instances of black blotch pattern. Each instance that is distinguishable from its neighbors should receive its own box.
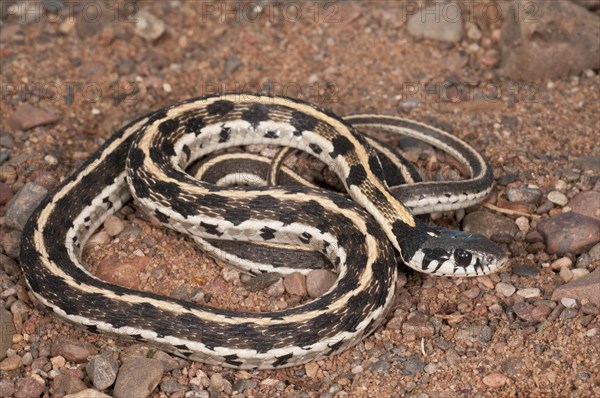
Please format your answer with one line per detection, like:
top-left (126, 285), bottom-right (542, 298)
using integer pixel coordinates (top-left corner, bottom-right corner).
top-left (207, 100), bottom-right (235, 116)
top-left (158, 119), bottom-right (180, 135)
top-left (182, 144), bottom-right (191, 160)
top-left (146, 109), bottom-right (168, 124)
top-left (219, 127), bottom-right (231, 143)
top-left (346, 164), bottom-right (367, 186)
top-left (368, 155), bottom-right (385, 182)
top-left (248, 195), bottom-right (279, 211)
top-left (224, 354), bottom-right (244, 367)
top-left (309, 143), bottom-right (322, 154)
top-left (329, 135), bottom-right (354, 158)
top-left (154, 209), bottom-right (170, 224)
top-left (271, 353), bottom-right (294, 368)
top-left (186, 115), bottom-right (205, 134)
top-left (325, 339), bottom-right (345, 356)
top-left (422, 247), bottom-right (449, 271)
top-left (260, 226), bottom-right (276, 240)
top-left (242, 103), bottom-right (270, 128)
top-left (200, 221), bottom-right (222, 236)
top-left (264, 130), bottom-right (279, 139)
top-left (223, 207), bottom-right (252, 225)
top-left (127, 147), bottom-right (146, 170)
top-left (290, 110), bottom-right (318, 133)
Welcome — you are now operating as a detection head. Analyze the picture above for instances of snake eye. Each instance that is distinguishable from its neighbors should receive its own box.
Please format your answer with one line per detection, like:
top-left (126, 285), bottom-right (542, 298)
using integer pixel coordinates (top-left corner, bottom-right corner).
top-left (454, 249), bottom-right (472, 267)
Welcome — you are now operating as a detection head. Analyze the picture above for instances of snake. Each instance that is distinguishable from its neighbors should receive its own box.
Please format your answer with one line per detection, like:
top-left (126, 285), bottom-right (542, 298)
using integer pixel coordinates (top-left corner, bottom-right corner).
top-left (19, 94), bottom-right (507, 369)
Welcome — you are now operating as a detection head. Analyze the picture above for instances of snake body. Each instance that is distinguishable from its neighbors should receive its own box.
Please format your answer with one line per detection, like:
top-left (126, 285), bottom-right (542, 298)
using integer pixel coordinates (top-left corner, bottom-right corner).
top-left (20, 94), bottom-right (506, 369)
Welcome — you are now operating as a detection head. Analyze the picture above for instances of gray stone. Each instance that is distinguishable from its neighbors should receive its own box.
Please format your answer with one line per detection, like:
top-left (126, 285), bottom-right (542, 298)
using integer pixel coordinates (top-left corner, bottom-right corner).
top-left (51, 338), bottom-right (98, 363)
top-left (462, 210), bottom-right (519, 240)
top-left (537, 213), bottom-right (600, 255)
top-left (113, 359), bottom-right (164, 398)
top-left (86, 353), bottom-right (119, 390)
top-left (407, 4), bottom-right (464, 43)
top-left (4, 183), bottom-right (48, 230)
top-left (134, 9), bottom-right (166, 42)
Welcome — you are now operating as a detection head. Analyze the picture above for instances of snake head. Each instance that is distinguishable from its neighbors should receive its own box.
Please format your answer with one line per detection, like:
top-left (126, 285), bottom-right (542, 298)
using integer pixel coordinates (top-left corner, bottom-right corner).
top-left (404, 226), bottom-right (509, 277)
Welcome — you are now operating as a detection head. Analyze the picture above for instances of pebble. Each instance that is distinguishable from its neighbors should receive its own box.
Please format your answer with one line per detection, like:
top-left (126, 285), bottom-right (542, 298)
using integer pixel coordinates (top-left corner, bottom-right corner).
top-left (571, 268), bottom-right (590, 281)
top-left (305, 362), bottom-right (319, 378)
top-left (134, 9), bottom-right (166, 42)
top-left (531, 304), bottom-right (552, 322)
top-left (495, 282), bottom-right (516, 297)
top-left (547, 191), bottom-right (568, 206)
top-left (402, 314), bottom-right (435, 338)
top-left (8, 104), bottom-right (60, 131)
top-left (85, 231), bottom-right (110, 248)
top-left (233, 379), bottom-right (257, 393)
top-left (515, 216), bottom-right (529, 233)
top-left (511, 264), bottom-right (540, 277)
top-left (561, 298), bottom-right (578, 308)
top-left (506, 186), bottom-right (542, 203)
top-left (86, 353), bottom-right (119, 390)
top-left (462, 286), bottom-right (480, 299)
top-left (552, 268), bottom-right (599, 305)
top-left (283, 272), bottom-right (307, 296)
top-left (244, 272), bottom-right (282, 292)
top-left (51, 338), bottom-right (99, 363)
top-left (152, 350), bottom-right (180, 372)
top-left (103, 215), bottom-right (125, 237)
top-left (113, 359), bottom-right (164, 398)
top-left (0, 309), bottom-right (16, 361)
top-left (550, 257), bottom-right (572, 271)
top-left (21, 352), bottom-right (32, 366)
top-left (53, 374), bottom-right (87, 397)
top-left (14, 375), bottom-right (45, 398)
top-left (590, 243), bottom-right (600, 261)
top-left (4, 183), bottom-right (48, 230)
top-left (560, 266), bottom-right (573, 283)
top-left (517, 288), bottom-right (541, 298)
top-left (482, 372), bottom-right (509, 387)
top-left (95, 256), bottom-right (149, 290)
top-left (537, 213), bottom-right (600, 255)
top-left (462, 211), bottom-right (518, 240)
top-left (61, 388), bottom-right (112, 398)
top-left (370, 360), bottom-right (392, 373)
top-left (465, 22), bottom-right (482, 41)
top-left (209, 373), bottom-right (224, 390)
top-left (406, 4), bottom-right (464, 43)
top-left (0, 354), bottom-right (22, 371)
top-left (160, 379), bottom-right (185, 393)
top-left (401, 354), bottom-right (424, 375)
top-left (0, 182), bottom-right (12, 206)
top-left (560, 308), bottom-right (578, 320)
top-left (306, 270), bottom-right (337, 298)
top-left (568, 191), bottom-right (600, 221)
top-left (499, 0), bottom-right (600, 80)
top-left (224, 54), bottom-right (244, 76)
top-left (0, 380), bottom-right (15, 397)
top-left (2, 230), bottom-right (21, 258)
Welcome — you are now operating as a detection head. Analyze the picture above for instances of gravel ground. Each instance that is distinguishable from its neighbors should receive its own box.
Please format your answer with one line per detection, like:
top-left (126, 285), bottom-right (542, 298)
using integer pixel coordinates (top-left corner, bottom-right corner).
top-left (1, 1), bottom-right (599, 398)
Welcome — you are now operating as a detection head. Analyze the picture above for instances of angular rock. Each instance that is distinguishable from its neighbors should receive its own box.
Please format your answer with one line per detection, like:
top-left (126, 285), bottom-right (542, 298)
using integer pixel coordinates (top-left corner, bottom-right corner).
top-left (537, 213), bottom-right (600, 255)
top-left (53, 375), bottom-right (87, 398)
top-left (8, 104), bottom-right (60, 130)
top-left (134, 9), bottom-right (165, 42)
top-left (14, 375), bottom-right (45, 398)
top-left (462, 210), bottom-right (519, 240)
top-left (0, 308), bottom-right (16, 361)
top-left (499, 0), bottom-right (600, 80)
top-left (63, 389), bottom-right (112, 398)
top-left (113, 359), bottom-right (163, 398)
top-left (283, 272), bottom-right (307, 296)
top-left (4, 183), bottom-right (48, 230)
top-left (51, 338), bottom-right (98, 363)
top-left (551, 268), bottom-right (600, 305)
top-left (407, 3), bottom-right (464, 43)
top-left (86, 353), bottom-right (119, 391)
top-left (569, 191), bottom-right (600, 221)
top-left (306, 270), bottom-right (337, 298)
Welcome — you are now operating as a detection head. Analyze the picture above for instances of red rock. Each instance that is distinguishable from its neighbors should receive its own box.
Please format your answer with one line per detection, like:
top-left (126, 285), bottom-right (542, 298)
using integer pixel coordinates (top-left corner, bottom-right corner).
top-left (569, 191), bottom-right (600, 221)
top-left (551, 268), bottom-right (600, 305)
top-left (8, 104), bottom-right (60, 130)
top-left (537, 213), bottom-right (600, 255)
top-left (483, 372), bottom-right (509, 387)
top-left (95, 255), bottom-right (149, 290)
top-left (0, 182), bottom-right (12, 205)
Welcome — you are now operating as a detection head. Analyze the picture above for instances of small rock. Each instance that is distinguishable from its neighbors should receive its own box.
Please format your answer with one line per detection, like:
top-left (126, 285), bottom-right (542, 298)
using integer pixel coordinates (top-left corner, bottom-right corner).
top-left (499, 0), bottom-right (600, 80)
top-left (95, 255), bottom-right (149, 290)
top-left (14, 375), bottom-right (45, 398)
top-left (306, 270), bottom-right (337, 298)
top-left (0, 309), bottom-right (16, 361)
top-left (495, 282), bottom-right (516, 297)
top-left (560, 308), bottom-right (578, 319)
top-left (53, 375), bottom-right (87, 397)
top-left (78, 62), bottom-right (106, 78)
top-left (266, 278), bottom-right (285, 297)
top-left (305, 362), bottom-right (319, 378)
top-left (85, 231), bottom-right (110, 248)
top-left (590, 243), bottom-right (600, 261)
top-left (551, 257), bottom-right (573, 270)
top-left (513, 302), bottom-right (535, 321)
top-left (561, 298), bottom-right (578, 308)
top-left (63, 388), bottom-right (112, 398)
top-left (462, 211), bottom-right (519, 240)
top-left (8, 104), bottom-right (60, 131)
top-left (0, 355), bottom-right (22, 371)
top-left (552, 268), bottom-right (600, 305)
top-left (244, 272), bottom-right (281, 292)
top-left (574, 155), bottom-right (600, 173)
top-left (160, 379), bottom-right (185, 393)
top-left (531, 304), bottom-right (552, 322)
top-left (515, 216), bottom-right (529, 233)
top-left (51, 338), bottom-right (99, 363)
top-left (560, 266), bottom-right (574, 283)
top-left (466, 22), bottom-right (482, 40)
top-left (103, 215), bottom-right (125, 237)
top-left (516, 288), bottom-right (541, 298)
top-left (86, 353), bottom-right (119, 390)
top-left (233, 379), bottom-right (257, 393)
top-left (0, 182), bottom-right (13, 205)
top-left (571, 268), bottom-right (590, 281)
top-left (482, 372), bottom-right (509, 387)
top-left (568, 191), bottom-right (600, 221)
top-left (462, 286), bottom-right (480, 299)
top-left (537, 213), bottom-right (600, 255)
top-left (134, 9), bottom-right (165, 42)
top-left (283, 272), bottom-right (307, 296)
top-left (224, 54), bottom-right (244, 76)
top-left (370, 360), bottom-right (392, 373)
top-left (511, 264), bottom-right (540, 277)
top-left (209, 373), bottom-right (223, 390)
top-left (21, 352), bottom-right (32, 366)
top-left (407, 4), bottom-right (464, 43)
top-left (0, 380), bottom-right (15, 398)
top-left (113, 359), bottom-right (164, 398)
top-left (506, 186), bottom-right (542, 203)
top-left (401, 354), bottom-right (424, 375)
top-left (152, 350), bottom-right (180, 372)
top-left (4, 183), bottom-right (48, 230)
top-left (402, 313), bottom-right (435, 338)
top-left (547, 191), bottom-right (568, 206)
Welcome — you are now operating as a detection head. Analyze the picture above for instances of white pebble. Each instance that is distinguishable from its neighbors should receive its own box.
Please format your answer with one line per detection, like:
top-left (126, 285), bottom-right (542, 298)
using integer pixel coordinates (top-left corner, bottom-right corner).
top-left (551, 257), bottom-right (572, 270)
top-left (547, 191), bottom-right (568, 206)
top-left (515, 216), bottom-right (529, 233)
top-left (495, 282), bottom-right (516, 297)
top-left (103, 215), bottom-right (125, 237)
top-left (554, 180), bottom-right (568, 191)
top-left (587, 328), bottom-right (597, 337)
top-left (163, 83), bottom-right (172, 93)
top-left (571, 268), bottom-right (589, 281)
top-left (44, 155), bottom-right (58, 165)
top-left (560, 297), bottom-right (577, 308)
top-left (91, 107), bottom-right (101, 115)
top-left (516, 288), bottom-right (540, 298)
top-left (133, 249), bottom-right (145, 257)
top-left (559, 266), bottom-right (573, 283)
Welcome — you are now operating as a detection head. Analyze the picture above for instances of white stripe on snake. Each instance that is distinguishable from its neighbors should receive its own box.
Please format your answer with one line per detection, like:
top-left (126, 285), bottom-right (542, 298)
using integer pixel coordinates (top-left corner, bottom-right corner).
top-left (20, 94), bottom-right (507, 369)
